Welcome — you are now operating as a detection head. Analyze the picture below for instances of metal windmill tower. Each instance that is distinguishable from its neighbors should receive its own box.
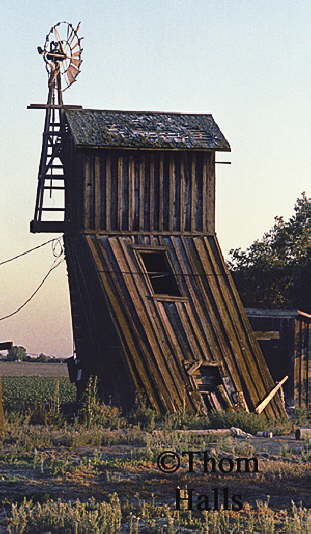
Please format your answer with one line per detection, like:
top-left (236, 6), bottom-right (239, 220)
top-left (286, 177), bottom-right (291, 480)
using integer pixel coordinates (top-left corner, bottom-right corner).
top-left (29, 21), bottom-right (83, 233)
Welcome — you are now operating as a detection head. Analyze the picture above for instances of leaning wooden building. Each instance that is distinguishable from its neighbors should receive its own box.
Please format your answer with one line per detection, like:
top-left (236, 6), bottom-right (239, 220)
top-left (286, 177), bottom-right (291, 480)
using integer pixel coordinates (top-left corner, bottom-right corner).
top-left (30, 104), bottom-right (287, 419)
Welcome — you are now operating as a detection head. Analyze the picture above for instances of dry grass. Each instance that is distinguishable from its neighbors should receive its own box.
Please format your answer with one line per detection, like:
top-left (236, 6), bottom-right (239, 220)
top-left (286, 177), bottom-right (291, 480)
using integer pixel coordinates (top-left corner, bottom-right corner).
top-left (0, 376), bottom-right (310, 532)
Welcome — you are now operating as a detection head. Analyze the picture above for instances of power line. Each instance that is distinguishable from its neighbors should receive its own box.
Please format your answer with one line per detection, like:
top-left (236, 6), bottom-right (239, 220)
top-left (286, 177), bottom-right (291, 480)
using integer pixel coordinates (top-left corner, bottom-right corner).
top-left (96, 269), bottom-right (227, 278)
top-left (0, 258), bottom-right (65, 322)
top-left (0, 237), bottom-right (63, 266)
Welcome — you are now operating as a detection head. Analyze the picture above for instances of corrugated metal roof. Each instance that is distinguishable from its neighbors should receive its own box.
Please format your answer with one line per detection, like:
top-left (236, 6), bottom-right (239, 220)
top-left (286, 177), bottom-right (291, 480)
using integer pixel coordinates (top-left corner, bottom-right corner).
top-left (64, 109), bottom-right (231, 151)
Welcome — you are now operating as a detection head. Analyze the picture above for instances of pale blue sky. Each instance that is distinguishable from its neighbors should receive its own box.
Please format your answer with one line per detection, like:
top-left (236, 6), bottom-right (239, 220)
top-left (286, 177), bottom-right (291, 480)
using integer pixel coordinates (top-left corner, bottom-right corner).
top-left (0, 0), bottom-right (310, 356)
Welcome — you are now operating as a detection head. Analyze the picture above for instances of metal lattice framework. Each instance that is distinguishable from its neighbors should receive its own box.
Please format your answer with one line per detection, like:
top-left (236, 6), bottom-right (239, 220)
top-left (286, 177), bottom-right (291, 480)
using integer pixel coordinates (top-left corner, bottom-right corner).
top-left (30, 22), bottom-right (83, 233)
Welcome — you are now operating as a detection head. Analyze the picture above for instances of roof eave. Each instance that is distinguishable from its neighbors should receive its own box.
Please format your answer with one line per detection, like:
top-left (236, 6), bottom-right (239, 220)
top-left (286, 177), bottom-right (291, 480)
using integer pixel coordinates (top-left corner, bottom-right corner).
top-left (73, 144), bottom-right (231, 152)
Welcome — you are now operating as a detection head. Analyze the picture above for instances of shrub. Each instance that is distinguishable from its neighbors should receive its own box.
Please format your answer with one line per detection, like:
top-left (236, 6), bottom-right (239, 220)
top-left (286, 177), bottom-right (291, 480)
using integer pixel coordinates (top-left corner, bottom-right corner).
top-left (7, 495), bottom-right (121, 534)
top-left (79, 376), bottom-right (125, 429)
top-left (208, 411), bottom-right (291, 435)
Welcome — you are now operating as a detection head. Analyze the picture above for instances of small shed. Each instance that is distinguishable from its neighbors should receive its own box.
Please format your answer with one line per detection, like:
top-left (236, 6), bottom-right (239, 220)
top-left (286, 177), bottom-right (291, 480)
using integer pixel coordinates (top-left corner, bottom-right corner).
top-left (31, 107), bottom-right (287, 419)
top-left (246, 308), bottom-right (311, 410)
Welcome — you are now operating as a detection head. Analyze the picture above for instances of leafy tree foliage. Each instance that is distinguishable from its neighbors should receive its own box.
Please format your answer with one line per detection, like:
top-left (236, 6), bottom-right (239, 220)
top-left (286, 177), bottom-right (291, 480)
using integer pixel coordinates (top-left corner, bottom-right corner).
top-left (37, 353), bottom-right (51, 362)
top-left (228, 193), bottom-right (311, 311)
top-left (7, 345), bottom-right (27, 361)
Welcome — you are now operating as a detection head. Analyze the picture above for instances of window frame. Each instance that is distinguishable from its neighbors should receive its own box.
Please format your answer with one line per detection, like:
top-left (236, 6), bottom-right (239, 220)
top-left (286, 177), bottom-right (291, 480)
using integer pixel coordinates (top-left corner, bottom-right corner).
top-left (132, 245), bottom-right (187, 301)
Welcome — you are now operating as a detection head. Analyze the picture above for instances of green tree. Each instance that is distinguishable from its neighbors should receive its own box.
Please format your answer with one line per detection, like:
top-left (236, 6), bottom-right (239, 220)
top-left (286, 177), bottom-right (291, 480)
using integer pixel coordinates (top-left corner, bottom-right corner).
top-left (228, 193), bottom-right (311, 311)
top-left (37, 353), bottom-right (51, 362)
top-left (7, 346), bottom-right (27, 361)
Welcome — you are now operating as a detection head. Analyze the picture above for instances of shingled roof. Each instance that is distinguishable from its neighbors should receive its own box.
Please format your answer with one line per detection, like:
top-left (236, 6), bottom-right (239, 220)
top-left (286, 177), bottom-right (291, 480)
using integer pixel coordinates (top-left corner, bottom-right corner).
top-left (64, 109), bottom-right (231, 151)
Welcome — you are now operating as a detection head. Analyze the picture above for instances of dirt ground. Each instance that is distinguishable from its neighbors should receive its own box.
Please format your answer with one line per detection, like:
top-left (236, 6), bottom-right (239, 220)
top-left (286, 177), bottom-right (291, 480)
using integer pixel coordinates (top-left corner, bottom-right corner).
top-left (0, 361), bottom-right (68, 377)
top-left (0, 432), bottom-right (309, 514)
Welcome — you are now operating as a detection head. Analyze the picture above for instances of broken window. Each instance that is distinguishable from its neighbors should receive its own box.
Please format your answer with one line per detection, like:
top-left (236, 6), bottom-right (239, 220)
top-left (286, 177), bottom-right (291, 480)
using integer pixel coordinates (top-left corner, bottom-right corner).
top-left (139, 250), bottom-right (181, 296)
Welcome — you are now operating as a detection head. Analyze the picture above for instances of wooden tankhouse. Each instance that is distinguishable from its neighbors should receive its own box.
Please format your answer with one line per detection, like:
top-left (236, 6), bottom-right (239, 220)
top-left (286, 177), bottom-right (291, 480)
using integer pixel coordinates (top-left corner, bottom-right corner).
top-left (30, 22), bottom-right (287, 418)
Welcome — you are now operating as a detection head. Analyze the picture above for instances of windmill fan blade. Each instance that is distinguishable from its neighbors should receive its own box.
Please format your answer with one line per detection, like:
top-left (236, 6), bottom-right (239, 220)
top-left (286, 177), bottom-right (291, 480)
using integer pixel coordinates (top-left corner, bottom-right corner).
top-left (67, 29), bottom-right (75, 46)
top-left (53, 25), bottom-right (62, 42)
top-left (66, 67), bottom-right (78, 85)
top-left (68, 25), bottom-right (79, 47)
top-left (71, 58), bottom-right (81, 68)
top-left (40, 21), bottom-right (83, 92)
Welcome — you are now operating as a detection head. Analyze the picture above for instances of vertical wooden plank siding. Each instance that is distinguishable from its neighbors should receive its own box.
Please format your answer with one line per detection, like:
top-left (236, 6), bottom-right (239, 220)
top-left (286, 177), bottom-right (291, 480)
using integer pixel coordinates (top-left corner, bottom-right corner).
top-left (169, 154), bottom-right (175, 232)
top-left (293, 317), bottom-right (310, 408)
top-left (128, 155), bottom-right (135, 231)
top-left (117, 157), bottom-right (123, 230)
top-left (82, 151), bottom-right (215, 234)
top-left (305, 323), bottom-right (309, 408)
top-left (83, 155), bottom-right (92, 229)
top-left (94, 155), bottom-right (101, 231)
top-left (190, 153), bottom-right (196, 232)
top-left (294, 319), bottom-right (299, 406)
top-left (105, 154), bottom-right (111, 230)
top-left (139, 155), bottom-right (145, 231)
top-left (206, 152), bottom-right (215, 233)
top-left (202, 154), bottom-right (207, 233)
top-left (180, 155), bottom-right (186, 233)
top-left (159, 153), bottom-right (164, 232)
top-left (149, 154), bottom-right (155, 232)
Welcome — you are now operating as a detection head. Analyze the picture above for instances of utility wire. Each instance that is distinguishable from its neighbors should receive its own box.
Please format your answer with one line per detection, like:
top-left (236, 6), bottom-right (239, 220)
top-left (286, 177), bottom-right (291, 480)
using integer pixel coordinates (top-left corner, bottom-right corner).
top-left (96, 269), bottom-right (227, 277)
top-left (0, 258), bottom-right (65, 322)
top-left (0, 237), bottom-right (63, 266)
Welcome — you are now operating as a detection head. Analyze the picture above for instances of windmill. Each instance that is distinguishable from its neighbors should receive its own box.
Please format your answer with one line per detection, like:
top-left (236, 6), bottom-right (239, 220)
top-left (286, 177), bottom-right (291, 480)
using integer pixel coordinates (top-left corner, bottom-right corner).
top-left (29, 22), bottom-right (83, 233)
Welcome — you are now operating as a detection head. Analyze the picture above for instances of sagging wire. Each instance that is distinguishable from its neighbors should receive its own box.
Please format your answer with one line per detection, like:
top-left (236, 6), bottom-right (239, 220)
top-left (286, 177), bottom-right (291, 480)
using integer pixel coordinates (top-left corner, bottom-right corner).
top-left (0, 236), bottom-right (65, 322)
top-left (0, 257), bottom-right (65, 322)
top-left (0, 236), bottom-right (63, 266)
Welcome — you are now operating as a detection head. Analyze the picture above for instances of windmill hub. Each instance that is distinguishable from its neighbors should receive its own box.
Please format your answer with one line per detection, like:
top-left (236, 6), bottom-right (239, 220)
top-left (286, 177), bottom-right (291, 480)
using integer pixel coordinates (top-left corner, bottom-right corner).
top-left (45, 43), bottom-right (68, 62)
top-left (38, 21), bottom-right (83, 92)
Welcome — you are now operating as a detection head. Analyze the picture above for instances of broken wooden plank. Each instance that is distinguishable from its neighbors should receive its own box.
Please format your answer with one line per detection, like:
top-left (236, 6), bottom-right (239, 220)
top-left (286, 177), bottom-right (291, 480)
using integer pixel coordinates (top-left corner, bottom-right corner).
top-left (255, 376), bottom-right (288, 414)
top-left (295, 428), bottom-right (311, 440)
top-left (254, 331), bottom-right (280, 341)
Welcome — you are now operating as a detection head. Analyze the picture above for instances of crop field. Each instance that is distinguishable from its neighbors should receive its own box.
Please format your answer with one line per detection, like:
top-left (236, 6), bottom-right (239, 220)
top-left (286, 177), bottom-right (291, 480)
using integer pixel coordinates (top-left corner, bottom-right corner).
top-left (0, 376), bottom-right (309, 533)
top-left (2, 376), bottom-right (75, 412)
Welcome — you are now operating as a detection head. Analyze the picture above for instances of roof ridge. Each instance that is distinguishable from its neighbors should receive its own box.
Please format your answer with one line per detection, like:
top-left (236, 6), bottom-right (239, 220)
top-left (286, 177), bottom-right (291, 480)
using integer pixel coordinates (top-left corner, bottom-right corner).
top-left (67, 108), bottom-right (213, 117)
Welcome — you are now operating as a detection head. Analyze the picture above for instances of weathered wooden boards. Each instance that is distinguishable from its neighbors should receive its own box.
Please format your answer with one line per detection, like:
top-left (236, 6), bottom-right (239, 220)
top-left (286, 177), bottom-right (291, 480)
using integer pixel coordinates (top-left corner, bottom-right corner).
top-left (247, 308), bottom-right (311, 410)
top-left (60, 110), bottom-right (288, 420)
top-left (254, 331), bottom-right (280, 341)
top-left (64, 233), bottom-right (287, 419)
top-left (295, 428), bottom-right (311, 440)
top-left (79, 150), bottom-right (215, 235)
top-left (294, 311), bottom-right (311, 409)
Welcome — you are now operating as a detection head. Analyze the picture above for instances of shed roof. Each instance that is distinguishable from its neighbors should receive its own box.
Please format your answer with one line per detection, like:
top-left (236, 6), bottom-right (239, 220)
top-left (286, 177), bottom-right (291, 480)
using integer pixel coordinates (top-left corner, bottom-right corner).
top-left (64, 109), bottom-right (231, 151)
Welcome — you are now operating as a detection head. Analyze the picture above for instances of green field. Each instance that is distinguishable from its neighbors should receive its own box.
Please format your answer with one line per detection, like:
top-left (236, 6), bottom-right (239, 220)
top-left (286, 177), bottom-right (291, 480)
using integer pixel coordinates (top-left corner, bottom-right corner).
top-left (2, 376), bottom-right (75, 412)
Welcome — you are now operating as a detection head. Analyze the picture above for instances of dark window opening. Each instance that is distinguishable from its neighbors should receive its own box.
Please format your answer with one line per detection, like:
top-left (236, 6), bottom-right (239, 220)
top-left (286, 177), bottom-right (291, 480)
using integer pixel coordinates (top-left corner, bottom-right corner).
top-left (139, 251), bottom-right (181, 296)
top-left (195, 365), bottom-right (223, 392)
